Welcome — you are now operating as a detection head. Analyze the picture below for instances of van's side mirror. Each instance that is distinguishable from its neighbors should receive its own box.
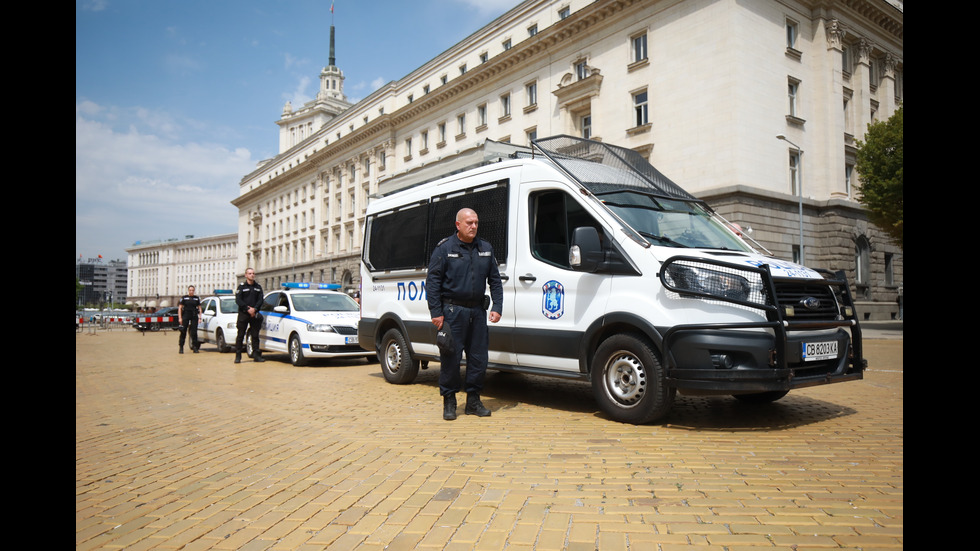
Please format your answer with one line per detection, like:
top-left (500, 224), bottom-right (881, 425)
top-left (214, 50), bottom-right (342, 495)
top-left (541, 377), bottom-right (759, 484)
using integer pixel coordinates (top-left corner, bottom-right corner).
top-left (570, 226), bottom-right (602, 272)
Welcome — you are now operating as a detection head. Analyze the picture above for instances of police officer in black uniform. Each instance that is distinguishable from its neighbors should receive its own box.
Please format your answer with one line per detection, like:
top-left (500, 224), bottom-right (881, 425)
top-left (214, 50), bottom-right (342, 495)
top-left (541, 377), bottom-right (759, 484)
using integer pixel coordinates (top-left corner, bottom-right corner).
top-left (426, 208), bottom-right (504, 420)
top-left (177, 285), bottom-right (202, 354)
top-left (234, 267), bottom-right (266, 364)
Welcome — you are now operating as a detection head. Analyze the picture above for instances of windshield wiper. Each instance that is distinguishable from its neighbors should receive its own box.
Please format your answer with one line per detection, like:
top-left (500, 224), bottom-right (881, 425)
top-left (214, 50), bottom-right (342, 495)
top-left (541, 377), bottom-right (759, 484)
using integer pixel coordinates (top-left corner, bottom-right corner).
top-left (638, 232), bottom-right (688, 247)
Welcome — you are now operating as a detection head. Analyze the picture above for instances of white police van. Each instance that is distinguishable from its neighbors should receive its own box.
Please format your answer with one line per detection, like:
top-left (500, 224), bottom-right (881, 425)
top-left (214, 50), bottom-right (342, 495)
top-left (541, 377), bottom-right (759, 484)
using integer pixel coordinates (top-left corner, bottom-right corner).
top-left (249, 283), bottom-right (372, 366)
top-left (357, 136), bottom-right (866, 424)
top-left (197, 291), bottom-right (238, 352)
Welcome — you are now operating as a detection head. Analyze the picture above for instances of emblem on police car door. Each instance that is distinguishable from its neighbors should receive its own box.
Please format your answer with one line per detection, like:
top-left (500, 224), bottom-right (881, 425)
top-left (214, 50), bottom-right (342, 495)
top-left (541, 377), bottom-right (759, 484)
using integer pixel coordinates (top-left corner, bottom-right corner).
top-left (542, 280), bottom-right (564, 319)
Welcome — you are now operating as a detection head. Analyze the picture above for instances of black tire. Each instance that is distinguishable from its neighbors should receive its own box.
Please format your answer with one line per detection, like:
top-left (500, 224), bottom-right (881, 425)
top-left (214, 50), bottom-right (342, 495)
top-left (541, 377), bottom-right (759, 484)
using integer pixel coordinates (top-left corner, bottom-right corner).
top-left (733, 390), bottom-right (789, 403)
top-left (289, 334), bottom-right (307, 366)
top-left (150, 322), bottom-right (160, 332)
top-left (380, 328), bottom-right (419, 384)
top-left (216, 329), bottom-right (229, 353)
top-left (591, 333), bottom-right (675, 424)
top-left (246, 337), bottom-right (255, 359)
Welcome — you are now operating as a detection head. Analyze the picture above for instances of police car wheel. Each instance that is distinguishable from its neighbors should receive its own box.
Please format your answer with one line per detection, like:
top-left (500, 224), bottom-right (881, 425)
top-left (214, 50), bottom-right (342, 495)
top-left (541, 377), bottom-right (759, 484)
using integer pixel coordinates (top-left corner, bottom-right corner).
top-left (380, 328), bottom-right (419, 384)
top-left (216, 329), bottom-right (229, 353)
top-left (289, 335), bottom-right (307, 366)
top-left (591, 334), bottom-right (674, 424)
top-left (246, 338), bottom-right (255, 359)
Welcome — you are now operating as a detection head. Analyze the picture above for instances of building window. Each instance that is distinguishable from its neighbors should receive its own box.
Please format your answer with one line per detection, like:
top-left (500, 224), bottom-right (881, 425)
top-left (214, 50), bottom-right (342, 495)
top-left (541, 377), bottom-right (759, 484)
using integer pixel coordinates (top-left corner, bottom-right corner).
top-left (631, 33), bottom-right (648, 63)
top-left (845, 163), bottom-right (854, 196)
top-left (502, 39), bottom-right (512, 50)
top-left (788, 150), bottom-right (801, 195)
top-left (526, 81), bottom-right (537, 107)
top-left (526, 127), bottom-right (537, 145)
top-left (423, 84), bottom-right (430, 95)
top-left (477, 104), bottom-right (488, 128)
top-left (559, 6), bottom-right (570, 19)
top-left (440, 74), bottom-right (448, 86)
top-left (459, 64), bottom-right (467, 76)
top-left (581, 115), bottom-right (592, 139)
top-left (456, 113), bottom-right (466, 138)
top-left (528, 24), bottom-right (537, 37)
top-left (438, 122), bottom-right (447, 145)
top-left (632, 90), bottom-right (649, 127)
top-left (787, 77), bottom-right (802, 120)
top-left (377, 149), bottom-right (386, 170)
top-left (500, 93), bottom-right (511, 119)
top-left (480, 52), bottom-right (489, 63)
top-left (575, 59), bottom-right (589, 80)
top-left (786, 18), bottom-right (799, 50)
top-left (421, 130), bottom-right (429, 152)
top-left (404, 137), bottom-right (412, 158)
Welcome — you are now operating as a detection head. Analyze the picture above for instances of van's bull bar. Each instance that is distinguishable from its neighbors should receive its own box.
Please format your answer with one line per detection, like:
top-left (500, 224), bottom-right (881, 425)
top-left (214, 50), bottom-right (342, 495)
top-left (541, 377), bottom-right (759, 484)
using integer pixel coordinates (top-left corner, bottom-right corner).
top-left (657, 256), bottom-right (867, 393)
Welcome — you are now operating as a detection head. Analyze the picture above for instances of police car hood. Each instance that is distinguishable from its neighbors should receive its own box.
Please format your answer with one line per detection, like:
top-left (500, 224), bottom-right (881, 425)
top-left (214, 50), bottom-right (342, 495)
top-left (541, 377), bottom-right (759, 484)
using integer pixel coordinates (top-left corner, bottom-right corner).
top-left (293, 311), bottom-right (360, 326)
top-left (657, 248), bottom-right (824, 279)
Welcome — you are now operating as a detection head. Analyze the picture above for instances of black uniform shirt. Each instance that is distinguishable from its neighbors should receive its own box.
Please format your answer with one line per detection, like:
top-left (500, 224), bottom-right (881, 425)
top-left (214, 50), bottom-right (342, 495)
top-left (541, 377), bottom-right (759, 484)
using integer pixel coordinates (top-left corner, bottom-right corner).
top-left (178, 295), bottom-right (201, 318)
top-left (236, 281), bottom-right (264, 313)
top-left (426, 233), bottom-right (503, 319)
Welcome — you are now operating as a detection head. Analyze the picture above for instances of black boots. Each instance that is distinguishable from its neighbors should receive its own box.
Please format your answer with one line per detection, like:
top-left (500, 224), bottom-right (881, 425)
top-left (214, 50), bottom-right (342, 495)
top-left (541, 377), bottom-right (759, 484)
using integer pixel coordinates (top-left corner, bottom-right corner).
top-left (465, 393), bottom-right (491, 417)
top-left (443, 394), bottom-right (457, 421)
top-left (234, 353), bottom-right (241, 364)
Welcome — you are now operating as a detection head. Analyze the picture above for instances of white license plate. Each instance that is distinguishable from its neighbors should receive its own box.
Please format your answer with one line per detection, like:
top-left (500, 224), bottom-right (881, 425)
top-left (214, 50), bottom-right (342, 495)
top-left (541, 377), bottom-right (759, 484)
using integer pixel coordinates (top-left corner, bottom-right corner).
top-left (802, 340), bottom-right (838, 361)
top-left (345, 336), bottom-right (358, 345)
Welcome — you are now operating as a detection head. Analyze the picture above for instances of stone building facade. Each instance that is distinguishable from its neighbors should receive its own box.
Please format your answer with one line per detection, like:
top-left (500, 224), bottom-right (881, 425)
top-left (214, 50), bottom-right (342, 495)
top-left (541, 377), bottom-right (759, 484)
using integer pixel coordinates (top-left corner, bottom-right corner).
top-left (232, 0), bottom-right (903, 318)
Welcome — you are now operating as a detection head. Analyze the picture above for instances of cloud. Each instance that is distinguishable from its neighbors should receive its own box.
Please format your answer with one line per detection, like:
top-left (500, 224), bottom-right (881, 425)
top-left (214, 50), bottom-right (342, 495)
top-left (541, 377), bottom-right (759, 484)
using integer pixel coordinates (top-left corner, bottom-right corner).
top-left (76, 101), bottom-right (255, 259)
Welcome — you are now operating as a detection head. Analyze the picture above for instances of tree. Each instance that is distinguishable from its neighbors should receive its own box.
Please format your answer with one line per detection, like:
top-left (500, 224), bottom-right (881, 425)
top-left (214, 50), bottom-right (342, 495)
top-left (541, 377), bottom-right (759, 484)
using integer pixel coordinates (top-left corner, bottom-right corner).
top-left (855, 106), bottom-right (903, 249)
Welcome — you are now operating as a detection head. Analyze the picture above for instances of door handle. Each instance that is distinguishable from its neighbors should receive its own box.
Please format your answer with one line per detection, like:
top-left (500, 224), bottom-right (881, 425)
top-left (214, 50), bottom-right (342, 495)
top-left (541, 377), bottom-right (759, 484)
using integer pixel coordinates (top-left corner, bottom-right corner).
top-left (519, 274), bottom-right (537, 283)
top-left (500, 273), bottom-right (509, 282)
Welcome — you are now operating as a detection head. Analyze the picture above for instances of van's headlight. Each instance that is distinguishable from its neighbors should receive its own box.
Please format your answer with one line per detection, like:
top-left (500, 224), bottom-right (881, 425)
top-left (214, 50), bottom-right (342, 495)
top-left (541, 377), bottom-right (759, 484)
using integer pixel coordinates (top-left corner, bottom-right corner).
top-left (306, 324), bottom-right (337, 333)
top-left (664, 264), bottom-right (751, 302)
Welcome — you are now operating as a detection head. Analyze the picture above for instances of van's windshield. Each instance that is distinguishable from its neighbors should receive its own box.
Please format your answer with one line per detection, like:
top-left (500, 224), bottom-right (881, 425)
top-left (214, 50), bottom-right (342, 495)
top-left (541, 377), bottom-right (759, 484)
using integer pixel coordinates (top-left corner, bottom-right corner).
top-left (598, 190), bottom-right (752, 251)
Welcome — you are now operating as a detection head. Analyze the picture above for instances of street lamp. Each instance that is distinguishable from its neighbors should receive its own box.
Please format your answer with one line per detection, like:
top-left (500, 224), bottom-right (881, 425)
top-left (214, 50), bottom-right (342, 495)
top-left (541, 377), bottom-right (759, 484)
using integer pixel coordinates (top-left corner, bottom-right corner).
top-left (776, 134), bottom-right (804, 265)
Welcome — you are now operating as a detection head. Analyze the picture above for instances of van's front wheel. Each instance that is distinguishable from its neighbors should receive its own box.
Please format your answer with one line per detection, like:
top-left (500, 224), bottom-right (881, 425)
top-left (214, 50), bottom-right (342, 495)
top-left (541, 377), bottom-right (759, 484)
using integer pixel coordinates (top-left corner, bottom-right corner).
top-left (591, 334), bottom-right (674, 424)
top-left (380, 328), bottom-right (420, 384)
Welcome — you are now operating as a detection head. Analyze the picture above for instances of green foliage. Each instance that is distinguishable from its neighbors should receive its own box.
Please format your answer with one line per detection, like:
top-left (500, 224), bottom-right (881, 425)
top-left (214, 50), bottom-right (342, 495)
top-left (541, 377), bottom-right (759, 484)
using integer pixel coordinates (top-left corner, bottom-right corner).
top-left (855, 106), bottom-right (903, 249)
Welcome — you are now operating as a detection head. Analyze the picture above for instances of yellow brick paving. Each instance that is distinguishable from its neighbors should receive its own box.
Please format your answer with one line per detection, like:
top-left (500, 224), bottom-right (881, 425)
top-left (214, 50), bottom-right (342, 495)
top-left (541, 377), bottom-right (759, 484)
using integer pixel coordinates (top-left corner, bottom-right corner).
top-left (77, 331), bottom-right (902, 550)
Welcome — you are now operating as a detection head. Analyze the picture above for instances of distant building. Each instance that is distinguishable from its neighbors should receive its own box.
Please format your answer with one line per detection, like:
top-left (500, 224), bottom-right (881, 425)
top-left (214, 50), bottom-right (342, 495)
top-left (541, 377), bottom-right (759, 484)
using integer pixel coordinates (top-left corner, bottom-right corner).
top-left (76, 257), bottom-right (128, 307)
top-left (233, 0), bottom-right (903, 318)
top-left (126, 233), bottom-right (238, 310)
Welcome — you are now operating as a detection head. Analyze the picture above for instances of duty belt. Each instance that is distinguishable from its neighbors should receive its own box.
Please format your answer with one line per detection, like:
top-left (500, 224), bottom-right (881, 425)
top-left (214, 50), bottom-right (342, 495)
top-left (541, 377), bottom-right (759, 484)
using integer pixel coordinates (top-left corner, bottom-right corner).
top-left (444, 297), bottom-right (482, 308)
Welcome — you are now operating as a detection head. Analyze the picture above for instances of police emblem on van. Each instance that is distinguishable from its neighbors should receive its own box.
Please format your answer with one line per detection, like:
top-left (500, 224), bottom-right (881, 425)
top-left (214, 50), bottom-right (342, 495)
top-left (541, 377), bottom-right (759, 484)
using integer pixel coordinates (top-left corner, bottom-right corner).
top-left (542, 280), bottom-right (564, 319)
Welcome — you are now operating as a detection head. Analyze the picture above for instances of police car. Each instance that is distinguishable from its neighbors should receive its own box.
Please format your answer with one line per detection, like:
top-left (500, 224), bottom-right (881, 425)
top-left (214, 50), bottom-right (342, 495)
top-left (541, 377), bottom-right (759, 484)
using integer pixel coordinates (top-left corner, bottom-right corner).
top-left (196, 291), bottom-right (238, 352)
top-left (248, 283), bottom-right (371, 366)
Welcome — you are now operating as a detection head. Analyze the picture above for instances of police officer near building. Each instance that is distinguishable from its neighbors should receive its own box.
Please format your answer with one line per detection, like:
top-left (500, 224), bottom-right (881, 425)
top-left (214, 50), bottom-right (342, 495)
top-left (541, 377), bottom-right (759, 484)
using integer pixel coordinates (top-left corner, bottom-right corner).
top-left (177, 285), bottom-right (202, 354)
top-left (234, 267), bottom-right (266, 364)
top-left (426, 208), bottom-right (504, 420)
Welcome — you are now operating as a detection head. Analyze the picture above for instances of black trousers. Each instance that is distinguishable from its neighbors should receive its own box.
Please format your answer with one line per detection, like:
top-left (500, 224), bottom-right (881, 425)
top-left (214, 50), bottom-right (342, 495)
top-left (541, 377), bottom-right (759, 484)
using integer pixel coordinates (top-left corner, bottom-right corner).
top-left (235, 312), bottom-right (262, 356)
top-left (179, 317), bottom-right (199, 348)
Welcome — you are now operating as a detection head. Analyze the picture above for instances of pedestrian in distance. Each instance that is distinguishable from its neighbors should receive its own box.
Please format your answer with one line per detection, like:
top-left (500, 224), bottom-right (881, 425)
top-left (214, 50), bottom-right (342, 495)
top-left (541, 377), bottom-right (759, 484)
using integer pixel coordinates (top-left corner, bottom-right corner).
top-left (177, 285), bottom-right (202, 354)
top-left (234, 268), bottom-right (266, 364)
top-left (426, 208), bottom-right (504, 420)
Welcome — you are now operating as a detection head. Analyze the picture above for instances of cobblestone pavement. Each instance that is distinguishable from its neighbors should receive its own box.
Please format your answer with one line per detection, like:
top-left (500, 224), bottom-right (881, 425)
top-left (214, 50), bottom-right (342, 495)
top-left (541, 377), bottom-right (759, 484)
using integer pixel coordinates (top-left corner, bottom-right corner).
top-left (77, 330), bottom-right (902, 550)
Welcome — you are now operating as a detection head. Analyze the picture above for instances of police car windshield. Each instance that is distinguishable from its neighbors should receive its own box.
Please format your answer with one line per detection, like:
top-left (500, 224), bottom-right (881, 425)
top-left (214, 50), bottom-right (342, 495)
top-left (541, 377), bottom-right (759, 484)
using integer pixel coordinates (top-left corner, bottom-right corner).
top-left (599, 191), bottom-right (752, 251)
top-left (290, 293), bottom-right (359, 312)
top-left (219, 297), bottom-right (237, 312)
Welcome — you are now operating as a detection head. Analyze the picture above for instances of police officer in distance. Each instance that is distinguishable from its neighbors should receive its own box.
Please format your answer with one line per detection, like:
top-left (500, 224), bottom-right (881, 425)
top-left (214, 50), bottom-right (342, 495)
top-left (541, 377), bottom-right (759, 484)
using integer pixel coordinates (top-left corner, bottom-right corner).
top-left (234, 267), bottom-right (266, 364)
top-left (177, 285), bottom-right (202, 354)
top-left (426, 207), bottom-right (504, 420)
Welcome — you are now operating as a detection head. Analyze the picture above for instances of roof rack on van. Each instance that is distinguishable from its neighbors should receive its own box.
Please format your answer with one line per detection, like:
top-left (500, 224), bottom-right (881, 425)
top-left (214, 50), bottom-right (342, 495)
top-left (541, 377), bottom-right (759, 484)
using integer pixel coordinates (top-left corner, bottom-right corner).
top-left (529, 135), bottom-right (701, 203)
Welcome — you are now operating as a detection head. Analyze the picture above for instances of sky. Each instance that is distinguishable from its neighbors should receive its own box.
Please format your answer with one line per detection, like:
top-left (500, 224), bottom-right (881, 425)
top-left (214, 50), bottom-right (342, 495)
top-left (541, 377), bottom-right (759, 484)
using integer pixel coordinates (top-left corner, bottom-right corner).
top-left (76, 0), bottom-right (519, 262)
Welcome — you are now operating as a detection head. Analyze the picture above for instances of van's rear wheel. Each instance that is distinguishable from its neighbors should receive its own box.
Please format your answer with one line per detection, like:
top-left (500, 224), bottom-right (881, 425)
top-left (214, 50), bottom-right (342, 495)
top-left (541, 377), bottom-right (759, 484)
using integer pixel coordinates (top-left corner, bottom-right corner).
top-left (380, 328), bottom-right (419, 384)
top-left (591, 334), bottom-right (674, 424)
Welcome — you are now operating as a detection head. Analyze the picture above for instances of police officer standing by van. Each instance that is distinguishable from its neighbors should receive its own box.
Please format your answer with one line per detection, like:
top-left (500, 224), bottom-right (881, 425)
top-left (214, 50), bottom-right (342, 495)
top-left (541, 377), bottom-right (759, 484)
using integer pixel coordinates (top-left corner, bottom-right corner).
top-left (234, 267), bottom-right (265, 364)
top-left (427, 208), bottom-right (504, 420)
top-left (177, 285), bottom-right (202, 354)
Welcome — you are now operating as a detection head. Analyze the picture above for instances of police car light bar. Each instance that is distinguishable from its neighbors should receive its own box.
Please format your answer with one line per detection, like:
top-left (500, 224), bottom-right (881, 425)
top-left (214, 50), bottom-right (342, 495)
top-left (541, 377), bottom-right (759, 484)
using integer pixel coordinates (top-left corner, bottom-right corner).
top-left (214, 289), bottom-right (234, 295)
top-left (281, 282), bottom-right (342, 290)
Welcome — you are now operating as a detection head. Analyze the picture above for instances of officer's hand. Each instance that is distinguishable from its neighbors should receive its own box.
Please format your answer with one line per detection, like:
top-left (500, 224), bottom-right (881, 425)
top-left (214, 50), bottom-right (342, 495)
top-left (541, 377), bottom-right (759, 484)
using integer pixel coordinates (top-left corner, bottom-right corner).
top-left (432, 316), bottom-right (444, 329)
top-left (489, 312), bottom-right (501, 323)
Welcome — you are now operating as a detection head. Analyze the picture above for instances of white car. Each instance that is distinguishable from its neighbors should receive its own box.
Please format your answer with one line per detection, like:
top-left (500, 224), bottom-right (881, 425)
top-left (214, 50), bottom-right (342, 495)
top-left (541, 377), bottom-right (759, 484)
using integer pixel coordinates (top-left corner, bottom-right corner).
top-left (250, 283), bottom-right (372, 366)
top-left (197, 294), bottom-right (239, 352)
